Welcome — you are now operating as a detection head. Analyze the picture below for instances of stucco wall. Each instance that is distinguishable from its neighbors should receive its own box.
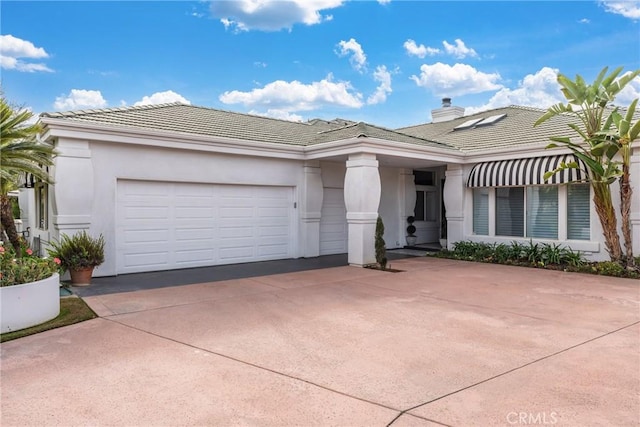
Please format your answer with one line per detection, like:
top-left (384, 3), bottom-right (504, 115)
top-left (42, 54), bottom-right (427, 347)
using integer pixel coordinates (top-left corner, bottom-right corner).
top-left (57, 138), bottom-right (307, 276)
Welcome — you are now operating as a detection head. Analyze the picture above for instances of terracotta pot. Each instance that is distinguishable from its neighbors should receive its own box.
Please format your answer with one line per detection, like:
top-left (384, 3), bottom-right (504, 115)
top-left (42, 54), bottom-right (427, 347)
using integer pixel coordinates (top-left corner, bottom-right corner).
top-left (69, 267), bottom-right (95, 287)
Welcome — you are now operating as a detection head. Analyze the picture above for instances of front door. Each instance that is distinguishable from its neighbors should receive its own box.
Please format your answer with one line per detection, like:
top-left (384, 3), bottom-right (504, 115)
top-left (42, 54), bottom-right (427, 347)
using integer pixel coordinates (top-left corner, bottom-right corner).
top-left (414, 185), bottom-right (439, 243)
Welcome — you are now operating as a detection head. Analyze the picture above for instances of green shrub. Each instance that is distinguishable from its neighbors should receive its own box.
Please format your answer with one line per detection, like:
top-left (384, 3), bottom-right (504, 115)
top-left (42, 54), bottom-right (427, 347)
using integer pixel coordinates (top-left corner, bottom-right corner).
top-left (590, 261), bottom-right (626, 277)
top-left (375, 216), bottom-right (387, 270)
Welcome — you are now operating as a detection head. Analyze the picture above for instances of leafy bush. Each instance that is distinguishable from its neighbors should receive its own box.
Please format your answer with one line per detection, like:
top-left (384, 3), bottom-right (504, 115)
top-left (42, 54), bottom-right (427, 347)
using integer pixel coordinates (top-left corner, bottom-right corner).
top-left (375, 216), bottom-right (387, 270)
top-left (0, 242), bottom-right (61, 287)
top-left (437, 240), bottom-right (638, 278)
top-left (47, 231), bottom-right (105, 273)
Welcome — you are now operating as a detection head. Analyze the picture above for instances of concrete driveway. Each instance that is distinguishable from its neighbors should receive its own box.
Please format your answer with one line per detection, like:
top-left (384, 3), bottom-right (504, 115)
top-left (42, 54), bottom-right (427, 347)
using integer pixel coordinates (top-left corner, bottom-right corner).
top-left (1, 257), bottom-right (638, 426)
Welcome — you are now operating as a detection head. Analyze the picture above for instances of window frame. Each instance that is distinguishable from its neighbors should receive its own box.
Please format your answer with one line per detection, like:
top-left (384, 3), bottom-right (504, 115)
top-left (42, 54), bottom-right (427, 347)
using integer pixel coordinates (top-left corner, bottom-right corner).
top-left (471, 183), bottom-right (590, 241)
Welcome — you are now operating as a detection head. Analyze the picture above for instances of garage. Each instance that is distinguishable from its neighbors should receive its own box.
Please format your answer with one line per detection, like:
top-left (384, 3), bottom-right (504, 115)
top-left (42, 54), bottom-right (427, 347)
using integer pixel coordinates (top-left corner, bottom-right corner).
top-left (319, 187), bottom-right (348, 255)
top-left (116, 180), bottom-right (294, 274)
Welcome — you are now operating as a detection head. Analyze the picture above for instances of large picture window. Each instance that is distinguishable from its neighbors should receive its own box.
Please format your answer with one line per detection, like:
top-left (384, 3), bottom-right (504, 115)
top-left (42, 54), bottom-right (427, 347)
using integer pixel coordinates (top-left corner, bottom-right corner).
top-left (471, 184), bottom-right (590, 241)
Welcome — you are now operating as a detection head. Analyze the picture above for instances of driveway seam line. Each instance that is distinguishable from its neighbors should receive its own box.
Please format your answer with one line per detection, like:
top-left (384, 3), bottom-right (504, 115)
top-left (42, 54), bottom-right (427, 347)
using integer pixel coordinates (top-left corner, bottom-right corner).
top-left (103, 317), bottom-right (404, 418)
top-left (386, 320), bottom-right (640, 426)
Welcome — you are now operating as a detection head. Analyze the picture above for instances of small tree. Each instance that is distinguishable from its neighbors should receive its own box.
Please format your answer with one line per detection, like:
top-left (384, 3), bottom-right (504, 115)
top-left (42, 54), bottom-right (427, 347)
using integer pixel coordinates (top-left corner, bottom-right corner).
top-left (534, 66), bottom-right (639, 265)
top-left (375, 216), bottom-right (387, 270)
top-left (0, 96), bottom-right (56, 254)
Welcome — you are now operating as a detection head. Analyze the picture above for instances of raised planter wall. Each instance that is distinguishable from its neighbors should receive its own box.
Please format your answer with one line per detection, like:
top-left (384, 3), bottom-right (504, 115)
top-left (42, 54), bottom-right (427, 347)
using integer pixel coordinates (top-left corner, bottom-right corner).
top-left (1, 273), bottom-right (60, 333)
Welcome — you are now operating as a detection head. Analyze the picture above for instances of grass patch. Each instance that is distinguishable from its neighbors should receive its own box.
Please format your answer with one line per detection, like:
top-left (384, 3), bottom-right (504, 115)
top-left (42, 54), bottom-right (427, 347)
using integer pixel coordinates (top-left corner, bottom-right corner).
top-left (1, 296), bottom-right (97, 343)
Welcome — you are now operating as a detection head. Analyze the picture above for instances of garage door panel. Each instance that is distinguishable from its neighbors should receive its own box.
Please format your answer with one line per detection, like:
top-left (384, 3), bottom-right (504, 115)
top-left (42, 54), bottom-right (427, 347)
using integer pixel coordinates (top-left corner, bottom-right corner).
top-left (258, 247), bottom-right (288, 257)
top-left (219, 207), bottom-right (254, 218)
top-left (117, 180), bottom-right (293, 274)
top-left (175, 249), bottom-right (215, 264)
top-left (123, 252), bottom-right (170, 268)
top-left (219, 247), bottom-right (255, 261)
top-left (123, 229), bottom-right (169, 244)
top-left (175, 228), bottom-right (215, 240)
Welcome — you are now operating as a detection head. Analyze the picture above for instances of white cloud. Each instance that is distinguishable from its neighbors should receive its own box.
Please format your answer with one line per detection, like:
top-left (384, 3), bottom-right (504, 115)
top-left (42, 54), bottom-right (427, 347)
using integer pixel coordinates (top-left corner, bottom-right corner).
top-left (464, 67), bottom-right (563, 115)
top-left (367, 65), bottom-right (393, 105)
top-left (578, 18), bottom-right (591, 24)
top-left (600, 1), bottom-right (640, 19)
top-left (403, 39), bottom-right (440, 58)
top-left (616, 73), bottom-right (640, 105)
top-left (410, 63), bottom-right (503, 97)
top-left (442, 39), bottom-right (478, 59)
top-left (54, 89), bottom-right (108, 110)
top-left (0, 34), bottom-right (52, 72)
top-left (249, 109), bottom-right (303, 122)
top-left (210, 0), bottom-right (344, 32)
top-left (219, 74), bottom-right (363, 112)
top-left (377, 0), bottom-right (391, 4)
top-left (336, 38), bottom-right (367, 73)
top-left (134, 90), bottom-right (191, 106)
top-left (404, 38), bottom-right (477, 59)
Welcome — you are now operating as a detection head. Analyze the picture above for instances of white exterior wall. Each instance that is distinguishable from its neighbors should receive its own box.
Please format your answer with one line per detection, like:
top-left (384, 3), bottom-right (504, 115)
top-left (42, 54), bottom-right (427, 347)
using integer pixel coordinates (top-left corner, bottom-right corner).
top-left (378, 167), bottom-right (403, 249)
top-left (52, 138), bottom-right (306, 276)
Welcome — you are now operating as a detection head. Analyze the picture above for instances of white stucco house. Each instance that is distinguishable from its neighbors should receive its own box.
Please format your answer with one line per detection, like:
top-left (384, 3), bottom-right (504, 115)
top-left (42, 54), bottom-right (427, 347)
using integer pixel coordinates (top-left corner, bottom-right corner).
top-left (18, 99), bottom-right (640, 276)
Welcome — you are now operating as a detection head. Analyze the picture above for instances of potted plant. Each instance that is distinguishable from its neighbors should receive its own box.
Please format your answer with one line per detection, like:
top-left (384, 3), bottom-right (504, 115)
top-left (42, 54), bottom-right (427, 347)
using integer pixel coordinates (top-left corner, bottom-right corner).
top-left (48, 231), bottom-right (105, 286)
top-left (1, 240), bottom-right (61, 333)
top-left (406, 216), bottom-right (417, 246)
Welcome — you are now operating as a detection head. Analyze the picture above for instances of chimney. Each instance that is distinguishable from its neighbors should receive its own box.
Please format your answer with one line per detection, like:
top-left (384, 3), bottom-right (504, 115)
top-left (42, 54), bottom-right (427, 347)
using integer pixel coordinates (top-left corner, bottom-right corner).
top-left (431, 97), bottom-right (464, 123)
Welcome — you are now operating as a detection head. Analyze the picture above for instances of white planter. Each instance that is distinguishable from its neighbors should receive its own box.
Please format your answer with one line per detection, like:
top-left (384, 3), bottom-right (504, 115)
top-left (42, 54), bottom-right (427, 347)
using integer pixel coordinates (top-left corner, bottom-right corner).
top-left (1, 273), bottom-right (60, 333)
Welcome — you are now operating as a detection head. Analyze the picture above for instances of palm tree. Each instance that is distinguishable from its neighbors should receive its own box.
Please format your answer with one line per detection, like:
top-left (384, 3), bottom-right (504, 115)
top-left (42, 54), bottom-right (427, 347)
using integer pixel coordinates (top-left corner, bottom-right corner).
top-left (609, 98), bottom-right (640, 266)
top-left (534, 66), bottom-right (639, 264)
top-left (0, 96), bottom-right (56, 254)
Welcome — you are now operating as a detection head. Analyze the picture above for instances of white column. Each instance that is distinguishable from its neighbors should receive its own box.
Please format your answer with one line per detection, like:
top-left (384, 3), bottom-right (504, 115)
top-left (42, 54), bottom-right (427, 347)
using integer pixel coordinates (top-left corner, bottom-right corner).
top-left (630, 148), bottom-right (640, 257)
top-left (300, 161), bottom-right (324, 257)
top-left (443, 164), bottom-right (464, 248)
top-left (52, 138), bottom-right (93, 237)
top-left (344, 153), bottom-right (381, 266)
top-left (399, 169), bottom-right (416, 246)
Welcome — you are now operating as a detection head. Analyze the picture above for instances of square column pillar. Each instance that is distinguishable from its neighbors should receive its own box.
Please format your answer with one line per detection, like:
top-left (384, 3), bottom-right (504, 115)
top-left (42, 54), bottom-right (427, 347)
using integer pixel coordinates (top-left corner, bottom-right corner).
top-left (52, 138), bottom-right (93, 236)
top-left (443, 164), bottom-right (464, 249)
top-left (344, 153), bottom-right (381, 266)
top-left (301, 161), bottom-right (324, 257)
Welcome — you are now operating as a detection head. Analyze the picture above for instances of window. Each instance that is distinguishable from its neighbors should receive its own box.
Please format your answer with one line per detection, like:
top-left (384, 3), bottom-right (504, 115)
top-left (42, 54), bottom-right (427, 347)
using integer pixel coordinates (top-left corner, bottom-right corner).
top-left (473, 188), bottom-right (489, 235)
top-left (496, 187), bottom-right (524, 237)
top-left (414, 170), bottom-right (434, 186)
top-left (567, 184), bottom-right (590, 240)
top-left (527, 186), bottom-right (558, 239)
top-left (35, 182), bottom-right (48, 230)
top-left (415, 189), bottom-right (437, 221)
top-left (471, 184), bottom-right (591, 242)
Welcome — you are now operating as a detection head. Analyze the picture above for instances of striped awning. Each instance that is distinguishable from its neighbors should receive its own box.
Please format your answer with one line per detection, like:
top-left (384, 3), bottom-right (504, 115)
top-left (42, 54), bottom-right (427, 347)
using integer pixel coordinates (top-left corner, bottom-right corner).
top-left (467, 154), bottom-right (589, 188)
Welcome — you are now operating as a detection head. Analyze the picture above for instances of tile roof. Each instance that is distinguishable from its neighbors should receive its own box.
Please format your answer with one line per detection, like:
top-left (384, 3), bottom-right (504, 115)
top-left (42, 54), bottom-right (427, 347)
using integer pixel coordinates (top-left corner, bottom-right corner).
top-left (397, 105), bottom-right (578, 153)
top-left (40, 103), bottom-right (449, 149)
top-left (42, 102), bottom-right (637, 154)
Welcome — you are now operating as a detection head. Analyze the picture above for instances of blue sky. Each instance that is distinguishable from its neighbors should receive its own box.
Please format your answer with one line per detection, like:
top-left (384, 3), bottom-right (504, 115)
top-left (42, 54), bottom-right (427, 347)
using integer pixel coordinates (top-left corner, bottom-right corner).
top-left (1, 1), bottom-right (639, 128)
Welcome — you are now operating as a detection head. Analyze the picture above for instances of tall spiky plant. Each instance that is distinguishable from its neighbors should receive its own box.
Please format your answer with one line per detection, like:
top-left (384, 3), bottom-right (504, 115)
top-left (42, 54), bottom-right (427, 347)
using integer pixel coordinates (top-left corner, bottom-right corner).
top-left (0, 96), bottom-right (56, 254)
top-left (534, 66), bottom-right (639, 264)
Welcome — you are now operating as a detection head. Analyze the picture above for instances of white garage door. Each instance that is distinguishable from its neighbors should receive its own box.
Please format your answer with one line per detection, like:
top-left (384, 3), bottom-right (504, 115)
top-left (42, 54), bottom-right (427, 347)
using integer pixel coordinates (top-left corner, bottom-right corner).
top-left (319, 187), bottom-right (348, 255)
top-left (116, 180), bottom-right (294, 274)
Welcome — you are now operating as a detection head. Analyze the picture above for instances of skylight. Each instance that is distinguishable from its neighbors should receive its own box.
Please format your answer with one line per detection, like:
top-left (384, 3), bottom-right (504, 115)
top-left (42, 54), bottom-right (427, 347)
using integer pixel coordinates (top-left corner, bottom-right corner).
top-left (453, 118), bottom-right (483, 130)
top-left (475, 113), bottom-right (507, 127)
